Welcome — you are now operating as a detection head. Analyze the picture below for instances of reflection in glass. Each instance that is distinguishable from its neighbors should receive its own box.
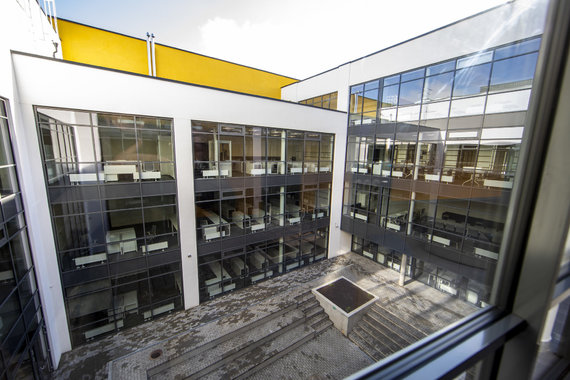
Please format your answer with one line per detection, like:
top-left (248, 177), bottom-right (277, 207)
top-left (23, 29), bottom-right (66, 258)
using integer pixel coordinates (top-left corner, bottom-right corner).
top-left (494, 37), bottom-right (541, 60)
top-left (450, 96), bottom-right (486, 117)
top-left (399, 79), bottom-right (424, 105)
top-left (456, 51), bottom-right (493, 69)
top-left (453, 63), bottom-right (491, 97)
top-left (382, 84), bottom-right (399, 107)
top-left (423, 72), bottom-right (453, 102)
top-left (421, 101), bottom-right (450, 120)
top-left (490, 53), bottom-right (537, 92)
top-left (401, 68), bottom-right (425, 82)
top-left (485, 90), bottom-right (531, 114)
top-left (427, 60), bottom-right (456, 76)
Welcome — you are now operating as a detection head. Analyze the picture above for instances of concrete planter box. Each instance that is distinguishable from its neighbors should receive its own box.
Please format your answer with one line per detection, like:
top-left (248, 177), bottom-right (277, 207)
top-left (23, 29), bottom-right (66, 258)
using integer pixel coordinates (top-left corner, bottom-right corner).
top-left (312, 277), bottom-right (378, 336)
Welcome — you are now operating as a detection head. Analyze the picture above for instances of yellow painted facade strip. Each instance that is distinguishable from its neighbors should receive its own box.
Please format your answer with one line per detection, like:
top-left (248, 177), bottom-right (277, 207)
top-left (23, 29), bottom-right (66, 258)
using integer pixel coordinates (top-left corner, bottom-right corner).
top-left (57, 19), bottom-right (297, 99)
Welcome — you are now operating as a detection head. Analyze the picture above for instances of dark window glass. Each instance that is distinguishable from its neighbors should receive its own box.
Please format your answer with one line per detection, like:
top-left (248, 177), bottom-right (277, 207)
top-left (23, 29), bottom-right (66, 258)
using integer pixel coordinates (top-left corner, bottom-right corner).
top-left (0, 119), bottom-right (14, 166)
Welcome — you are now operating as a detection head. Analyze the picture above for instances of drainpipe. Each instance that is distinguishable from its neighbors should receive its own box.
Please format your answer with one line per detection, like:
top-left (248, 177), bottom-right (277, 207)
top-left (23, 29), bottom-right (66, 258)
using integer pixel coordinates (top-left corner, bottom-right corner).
top-left (151, 33), bottom-right (157, 77)
top-left (146, 32), bottom-right (152, 76)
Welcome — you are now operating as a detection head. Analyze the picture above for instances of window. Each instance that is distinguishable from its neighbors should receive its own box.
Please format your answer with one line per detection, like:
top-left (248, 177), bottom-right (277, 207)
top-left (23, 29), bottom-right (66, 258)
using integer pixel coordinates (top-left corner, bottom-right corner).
top-left (36, 107), bottom-right (181, 346)
top-left (300, 91), bottom-right (338, 110)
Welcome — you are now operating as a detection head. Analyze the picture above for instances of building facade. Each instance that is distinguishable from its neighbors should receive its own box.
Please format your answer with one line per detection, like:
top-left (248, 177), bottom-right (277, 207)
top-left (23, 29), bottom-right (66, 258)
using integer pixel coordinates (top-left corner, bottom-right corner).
top-left (2, 0), bottom-right (567, 378)
top-left (342, 36), bottom-right (540, 305)
top-left (7, 39), bottom-right (347, 366)
top-left (281, 0), bottom-right (547, 306)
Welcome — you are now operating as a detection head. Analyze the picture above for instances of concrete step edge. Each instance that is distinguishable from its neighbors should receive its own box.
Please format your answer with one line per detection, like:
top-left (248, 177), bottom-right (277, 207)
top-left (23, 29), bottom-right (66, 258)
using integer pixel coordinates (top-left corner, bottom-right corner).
top-left (298, 298), bottom-right (319, 311)
top-left (362, 314), bottom-right (415, 347)
top-left (147, 304), bottom-right (299, 378)
top-left (349, 329), bottom-right (382, 361)
top-left (372, 303), bottom-right (430, 337)
top-left (313, 319), bottom-right (332, 335)
top-left (304, 304), bottom-right (323, 318)
top-left (307, 311), bottom-right (327, 327)
top-left (358, 320), bottom-right (401, 355)
top-left (366, 308), bottom-right (421, 344)
top-left (234, 328), bottom-right (317, 380)
top-left (186, 315), bottom-right (307, 380)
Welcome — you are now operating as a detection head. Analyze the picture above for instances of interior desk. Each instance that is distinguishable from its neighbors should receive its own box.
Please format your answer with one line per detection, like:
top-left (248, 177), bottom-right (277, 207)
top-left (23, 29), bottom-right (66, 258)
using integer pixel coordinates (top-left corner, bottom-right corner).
top-left (106, 227), bottom-right (137, 254)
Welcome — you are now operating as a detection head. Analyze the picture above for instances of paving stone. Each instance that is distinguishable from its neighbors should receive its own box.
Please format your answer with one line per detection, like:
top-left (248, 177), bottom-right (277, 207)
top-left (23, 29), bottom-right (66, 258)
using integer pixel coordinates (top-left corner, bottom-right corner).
top-left (150, 309), bottom-right (305, 379)
top-left (249, 327), bottom-right (375, 379)
top-left (201, 324), bottom-right (315, 380)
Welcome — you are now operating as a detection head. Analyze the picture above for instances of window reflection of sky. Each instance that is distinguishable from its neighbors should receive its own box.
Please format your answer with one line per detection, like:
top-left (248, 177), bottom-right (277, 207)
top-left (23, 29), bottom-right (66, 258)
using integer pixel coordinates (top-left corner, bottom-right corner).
top-left (453, 63), bottom-right (491, 97)
top-left (401, 68), bottom-right (424, 82)
top-left (382, 85), bottom-right (399, 107)
top-left (494, 38), bottom-right (541, 60)
top-left (491, 53), bottom-right (538, 87)
top-left (423, 72), bottom-right (453, 101)
top-left (427, 61), bottom-right (455, 76)
top-left (399, 79), bottom-right (423, 105)
top-left (384, 75), bottom-right (400, 86)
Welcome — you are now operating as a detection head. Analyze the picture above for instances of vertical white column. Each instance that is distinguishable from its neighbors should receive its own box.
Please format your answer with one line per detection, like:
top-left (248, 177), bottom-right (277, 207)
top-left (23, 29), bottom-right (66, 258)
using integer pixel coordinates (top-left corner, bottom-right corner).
top-left (12, 104), bottom-right (71, 367)
top-left (151, 34), bottom-right (157, 77)
top-left (146, 33), bottom-right (152, 76)
top-left (174, 117), bottom-right (200, 309)
top-left (328, 125), bottom-right (349, 258)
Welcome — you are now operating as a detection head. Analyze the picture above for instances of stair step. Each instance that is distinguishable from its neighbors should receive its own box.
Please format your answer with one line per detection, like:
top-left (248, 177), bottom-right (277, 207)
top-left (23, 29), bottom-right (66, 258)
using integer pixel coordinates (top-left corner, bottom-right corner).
top-left (149, 309), bottom-right (304, 379)
top-left (201, 324), bottom-right (315, 380)
top-left (349, 328), bottom-right (383, 361)
top-left (148, 303), bottom-right (298, 378)
top-left (304, 303), bottom-right (323, 318)
top-left (306, 311), bottom-right (327, 327)
top-left (366, 308), bottom-right (421, 345)
top-left (294, 291), bottom-right (313, 304)
top-left (358, 320), bottom-right (401, 354)
top-left (362, 314), bottom-right (413, 348)
top-left (299, 298), bottom-right (319, 313)
top-left (351, 325), bottom-right (392, 358)
top-left (372, 303), bottom-right (430, 338)
top-left (312, 318), bottom-right (332, 335)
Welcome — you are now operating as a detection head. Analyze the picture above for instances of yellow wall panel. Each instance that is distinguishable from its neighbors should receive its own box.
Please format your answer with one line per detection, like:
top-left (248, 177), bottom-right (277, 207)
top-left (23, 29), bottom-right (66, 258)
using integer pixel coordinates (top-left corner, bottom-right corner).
top-left (57, 19), bottom-right (297, 99)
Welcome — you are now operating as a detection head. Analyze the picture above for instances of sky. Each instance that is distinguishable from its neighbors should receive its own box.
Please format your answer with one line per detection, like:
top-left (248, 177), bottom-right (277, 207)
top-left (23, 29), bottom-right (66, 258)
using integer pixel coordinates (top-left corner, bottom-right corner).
top-left (53, 0), bottom-right (508, 79)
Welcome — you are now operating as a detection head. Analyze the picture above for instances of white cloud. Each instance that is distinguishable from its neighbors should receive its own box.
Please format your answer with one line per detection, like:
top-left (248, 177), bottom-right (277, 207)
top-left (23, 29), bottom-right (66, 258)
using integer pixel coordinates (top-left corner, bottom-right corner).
top-left (196, 0), bottom-right (508, 79)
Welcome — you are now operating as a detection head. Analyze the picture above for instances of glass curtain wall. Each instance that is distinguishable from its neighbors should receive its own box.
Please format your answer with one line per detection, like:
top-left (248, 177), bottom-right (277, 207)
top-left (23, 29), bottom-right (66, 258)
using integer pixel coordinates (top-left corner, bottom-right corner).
top-left (342, 36), bottom-right (540, 305)
top-left (0, 98), bottom-right (51, 379)
top-left (36, 107), bottom-right (182, 346)
top-left (193, 121), bottom-right (334, 302)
